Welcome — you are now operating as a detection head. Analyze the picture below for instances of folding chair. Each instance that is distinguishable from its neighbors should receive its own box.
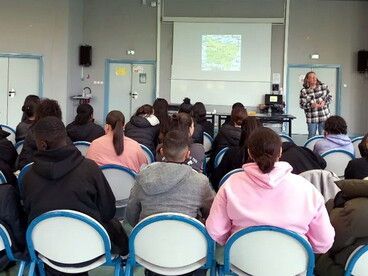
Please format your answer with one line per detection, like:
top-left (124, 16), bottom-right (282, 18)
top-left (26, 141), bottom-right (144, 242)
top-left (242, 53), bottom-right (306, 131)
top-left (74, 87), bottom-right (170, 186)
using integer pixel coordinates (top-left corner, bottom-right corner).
top-left (351, 136), bottom-right (364, 158)
top-left (279, 133), bottom-right (295, 144)
top-left (14, 140), bottom-right (24, 155)
top-left (0, 124), bottom-right (16, 145)
top-left (125, 212), bottom-right (216, 276)
top-left (303, 135), bottom-right (324, 151)
top-left (73, 141), bottom-right (91, 157)
top-left (0, 171), bottom-right (7, 184)
top-left (214, 147), bottom-right (229, 168)
top-left (26, 210), bottom-right (124, 276)
top-left (219, 225), bottom-right (315, 276)
top-left (140, 144), bottom-right (155, 164)
top-left (321, 149), bottom-right (355, 178)
top-left (218, 168), bottom-right (244, 189)
top-left (344, 245), bottom-right (368, 276)
top-left (203, 132), bottom-right (214, 156)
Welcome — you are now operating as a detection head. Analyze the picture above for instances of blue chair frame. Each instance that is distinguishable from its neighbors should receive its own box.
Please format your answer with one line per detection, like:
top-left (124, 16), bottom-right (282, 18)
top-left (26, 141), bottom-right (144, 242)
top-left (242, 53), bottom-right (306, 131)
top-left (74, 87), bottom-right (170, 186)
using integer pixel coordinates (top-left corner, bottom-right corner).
top-left (17, 162), bottom-right (33, 196)
top-left (203, 132), bottom-right (214, 155)
top-left (214, 147), bottom-right (229, 168)
top-left (303, 135), bottom-right (325, 149)
top-left (100, 164), bottom-right (136, 178)
top-left (14, 140), bottom-right (24, 154)
top-left (140, 144), bottom-right (155, 163)
top-left (0, 124), bottom-right (16, 144)
top-left (0, 171), bottom-right (7, 184)
top-left (218, 168), bottom-right (244, 189)
top-left (0, 224), bottom-right (28, 276)
top-left (125, 213), bottom-right (217, 276)
top-left (344, 245), bottom-right (368, 276)
top-left (219, 225), bottom-right (315, 276)
top-left (26, 210), bottom-right (124, 276)
top-left (351, 136), bottom-right (364, 158)
top-left (73, 141), bottom-right (91, 156)
top-left (279, 133), bottom-right (295, 143)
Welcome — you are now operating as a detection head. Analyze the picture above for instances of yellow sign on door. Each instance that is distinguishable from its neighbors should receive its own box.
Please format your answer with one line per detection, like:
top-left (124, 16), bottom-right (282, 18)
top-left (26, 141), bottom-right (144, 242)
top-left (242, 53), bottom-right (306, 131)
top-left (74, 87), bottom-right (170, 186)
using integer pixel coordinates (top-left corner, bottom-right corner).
top-left (115, 67), bottom-right (126, 76)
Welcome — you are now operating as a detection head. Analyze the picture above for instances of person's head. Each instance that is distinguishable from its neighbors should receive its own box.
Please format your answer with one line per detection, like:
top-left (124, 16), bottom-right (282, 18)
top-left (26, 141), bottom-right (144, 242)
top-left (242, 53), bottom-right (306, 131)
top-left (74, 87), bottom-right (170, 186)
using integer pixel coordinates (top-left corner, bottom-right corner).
top-left (231, 106), bottom-right (248, 127)
top-left (232, 102), bottom-right (244, 110)
top-left (359, 133), bottom-right (368, 157)
top-left (171, 112), bottom-right (194, 137)
top-left (303, 71), bottom-right (321, 88)
top-left (35, 99), bottom-right (62, 122)
top-left (160, 130), bottom-right (191, 162)
top-left (105, 110), bottom-right (125, 155)
top-left (324, 115), bottom-right (347, 135)
top-left (247, 127), bottom-right (282, 174)
top-left (75, 103), bottom-right (93, 125)
top-left (178, 97), bottom-right (192, 114)
top-left (192, 102), bottom-right (207, 123)
top-left (22, 95), bottom-right (40, 119)
top-left (153, 98), bottom-right (169, 116)
top-left (34, 116), bottom-right (67, 150)
top-left (136, 104), bottom-right (154, 117)
top-left (239, 117), bottom-right (263, 147)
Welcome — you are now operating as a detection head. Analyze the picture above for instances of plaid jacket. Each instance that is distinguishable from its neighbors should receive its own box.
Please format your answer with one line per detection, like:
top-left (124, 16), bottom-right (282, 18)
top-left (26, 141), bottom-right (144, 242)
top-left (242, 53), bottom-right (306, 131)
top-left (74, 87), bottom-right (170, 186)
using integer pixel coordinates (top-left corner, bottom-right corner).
top-left (299, 83), bottom-right (332, 123)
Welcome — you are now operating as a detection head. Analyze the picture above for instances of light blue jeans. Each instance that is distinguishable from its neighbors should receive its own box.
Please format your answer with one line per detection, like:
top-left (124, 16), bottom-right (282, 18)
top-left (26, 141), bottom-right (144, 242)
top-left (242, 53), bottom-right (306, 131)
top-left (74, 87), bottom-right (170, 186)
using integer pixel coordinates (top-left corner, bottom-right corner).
top-left (307, 122), bottom-right (325, 139)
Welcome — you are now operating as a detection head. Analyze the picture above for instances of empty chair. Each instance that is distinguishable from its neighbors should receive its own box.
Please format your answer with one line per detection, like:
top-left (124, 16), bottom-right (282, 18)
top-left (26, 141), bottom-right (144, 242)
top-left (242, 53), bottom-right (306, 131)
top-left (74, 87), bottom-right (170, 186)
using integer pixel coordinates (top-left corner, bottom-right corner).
top-left (304, 135), bottom-right (325, 150)
top-left (344, 245), bottom-right (368, 276)
top-left (0, 172), bottom-right (6, 184)
top-left (351, 136), bottom-right (364, 158)
top-left (214, 147), bottom-right (229, 168)
top-left (125, 212), bottom-right (216, 276)
top-left (73, 141), bottom-right (91, 157)
top-left (26, 209), bottom-right (124, 276)
top-left (218, 168), bottom-right (244, 189)
top-left (218, 225), bottom-right (315, 276)
top-left (299, 169), bottom-right (340, 203)
top-left (203, 132), bottom-right (213, 155)
top-left (321, 149), bottom-right (355, 178)
top-left (14, 140), bottom-right (24, 155)
top-left (100, 164), bottom-right (136, 219)
top-left (0, 124), bottom-right (16, 145)
top-left (0, 223), bottom-right (27, 276)
top-left (279, 133), bottom-right (295, 143)
top-left (140, 144), bottom-right (155, 164)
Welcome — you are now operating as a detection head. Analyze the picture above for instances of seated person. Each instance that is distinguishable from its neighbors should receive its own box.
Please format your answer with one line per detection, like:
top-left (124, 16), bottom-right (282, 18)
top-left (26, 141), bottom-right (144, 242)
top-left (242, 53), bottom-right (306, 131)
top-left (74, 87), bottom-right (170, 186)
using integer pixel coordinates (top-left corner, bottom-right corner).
top-left (313, 115), bottom-right (354, 155)
top-left (21, 116), bottom-right (128, 260)
top-left (344, 133), bottom-right (368, 179)
top-left (18, 98), bottom-right (73, 170)
top-left (207, 106), bottom-right (247, 175)
top-left (192, 102), bottom-right (214, 138)
top-left (210, 117), bottom-right (262, 191)
top-left (125, 104), bottom-right (160, 155)
top-left (0, 184), bottom-right (27, 272)
top-left (179, 97), bottom-right (203, 144)
top-left (126, 129), bottom-right (214, 226)
top-left (86, 110), bottom-right (147, 173)
top-left (66, 103), bottom-right (105, 142)
top-left (206, 127), bottom-right (335, 255)
top-left (315, 179), bottom-right (368, 276)
top-left (153, 98), bottom-right (171, 144)
top-left (16, 94), bottom-right (40, 142)
top-left (0, 127), bottom-right (18, 185)
top-left (156, 112), bottom-right (205, 172)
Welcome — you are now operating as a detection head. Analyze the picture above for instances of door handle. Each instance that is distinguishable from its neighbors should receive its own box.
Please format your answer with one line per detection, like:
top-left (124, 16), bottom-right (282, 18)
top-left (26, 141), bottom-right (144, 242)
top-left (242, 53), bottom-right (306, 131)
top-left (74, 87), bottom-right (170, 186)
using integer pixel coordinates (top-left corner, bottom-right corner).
top-left (8, 89), bottom-right (16, 97)
top-left (130, 92), bottom-right (138, 99)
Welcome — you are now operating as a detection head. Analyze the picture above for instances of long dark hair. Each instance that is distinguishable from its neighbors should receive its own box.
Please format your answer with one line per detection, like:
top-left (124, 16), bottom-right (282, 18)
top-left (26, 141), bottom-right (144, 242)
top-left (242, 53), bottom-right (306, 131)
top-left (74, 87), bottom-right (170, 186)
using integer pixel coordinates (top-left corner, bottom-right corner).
top-left (75, 104), bottom-right (93, 125)
top-left (239, 117), bottom-right (263, 164)
top-left (153, 98), bottom-right (170, 133)
top-left (192, 102), bottom-right (207, 123)
top-left (171, 112), bottom-right (193, 135)
top-left (106, 110), bottom-right (125, 155)
top-left (248, 127), bottom-right (281, 173)
top-left (22, 95), bottom-right (40, 120)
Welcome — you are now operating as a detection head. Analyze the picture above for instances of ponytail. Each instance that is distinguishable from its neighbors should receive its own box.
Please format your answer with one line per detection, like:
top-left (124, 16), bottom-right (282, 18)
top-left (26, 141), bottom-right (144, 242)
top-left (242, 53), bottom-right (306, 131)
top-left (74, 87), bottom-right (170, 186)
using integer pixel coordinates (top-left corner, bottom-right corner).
top-left (106, 110), bottom-right (125, 156)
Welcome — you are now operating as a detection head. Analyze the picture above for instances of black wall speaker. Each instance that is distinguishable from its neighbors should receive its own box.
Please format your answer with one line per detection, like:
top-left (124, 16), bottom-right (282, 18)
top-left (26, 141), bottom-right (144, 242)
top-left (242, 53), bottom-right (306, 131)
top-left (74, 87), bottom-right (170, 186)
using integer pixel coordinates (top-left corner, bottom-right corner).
top-left (357, 50), bottom-right (368, 72)
top-left (79, 45), bottom-right (92, 67)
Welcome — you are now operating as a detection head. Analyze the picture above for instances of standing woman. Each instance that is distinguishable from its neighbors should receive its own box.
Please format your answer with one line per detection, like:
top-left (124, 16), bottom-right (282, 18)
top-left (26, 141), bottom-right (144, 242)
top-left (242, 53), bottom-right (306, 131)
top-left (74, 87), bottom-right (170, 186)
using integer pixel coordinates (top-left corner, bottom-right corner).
top-left (300, 71), bottom-right (332, 139)
top-left (66, 103), bottom-right (105, 142)
top-left (86, 110), bottom-right (147, 173)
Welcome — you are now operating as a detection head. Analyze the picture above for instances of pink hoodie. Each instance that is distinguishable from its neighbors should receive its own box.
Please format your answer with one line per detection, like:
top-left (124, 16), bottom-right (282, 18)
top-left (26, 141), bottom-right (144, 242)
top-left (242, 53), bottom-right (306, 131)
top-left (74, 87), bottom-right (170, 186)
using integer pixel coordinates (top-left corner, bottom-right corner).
top-left (206, 161), bottom-right (335, 253)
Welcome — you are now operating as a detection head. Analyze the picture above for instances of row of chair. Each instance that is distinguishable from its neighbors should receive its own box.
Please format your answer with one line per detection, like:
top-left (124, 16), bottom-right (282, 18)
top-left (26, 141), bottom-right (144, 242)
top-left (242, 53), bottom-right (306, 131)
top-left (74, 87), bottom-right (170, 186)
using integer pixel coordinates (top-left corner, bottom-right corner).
top-left (2, 211), bottom-right (366, 276)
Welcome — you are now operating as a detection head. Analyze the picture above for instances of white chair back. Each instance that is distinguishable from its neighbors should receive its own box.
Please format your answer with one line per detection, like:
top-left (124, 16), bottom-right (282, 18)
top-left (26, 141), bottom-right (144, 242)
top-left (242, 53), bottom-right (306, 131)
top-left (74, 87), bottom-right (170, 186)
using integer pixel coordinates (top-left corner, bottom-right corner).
top-left (17, 162), bottom-right (33, 195)
top-left (100, 165), bottom-right (136, 208)
top-left (303, 135), bottom-right (325, 150)
top-left (0, 171), bottom-right (7, 184)
top-left (279, 133), bottom-right (295, 143)
top-left (345, 245), bottom-right (368, 276)
top-left (125, 212), bottom-right (216, 276)
top-left (203, 132), bottom-right (213, 155)
top-left (321, 149), bottom-right (355, 178)
top-left (351, 136), bottom-right (364, 158)
top-left (219, 226), bottom-right (314, 276)
top-left (26, 210), bottom-right (122, 275)
top-left (214, 147), bottom-right (229, 168)
top-left (15, 140), bottom-right (24, 155)
top-left (0, 124), bottom-right (16, 145)
top-left (299, 169), bottom-right (340, 203)
top-left (73, 141), bottom-right (91, 157)
top-left (140, 144), bottom-right (155, 164)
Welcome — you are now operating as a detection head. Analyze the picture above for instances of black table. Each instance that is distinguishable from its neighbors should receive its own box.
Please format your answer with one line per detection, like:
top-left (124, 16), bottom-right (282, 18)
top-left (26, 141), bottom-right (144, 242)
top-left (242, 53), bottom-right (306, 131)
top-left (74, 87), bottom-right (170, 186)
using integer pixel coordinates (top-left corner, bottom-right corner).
top-left (206, 113), bottom-right (296, 137)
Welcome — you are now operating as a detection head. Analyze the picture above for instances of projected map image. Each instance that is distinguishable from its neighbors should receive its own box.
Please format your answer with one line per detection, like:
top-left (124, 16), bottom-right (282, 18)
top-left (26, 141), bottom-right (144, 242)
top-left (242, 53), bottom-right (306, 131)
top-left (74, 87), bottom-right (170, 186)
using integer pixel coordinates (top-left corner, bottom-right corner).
top-left (201, 35), bottom-right (241, 71)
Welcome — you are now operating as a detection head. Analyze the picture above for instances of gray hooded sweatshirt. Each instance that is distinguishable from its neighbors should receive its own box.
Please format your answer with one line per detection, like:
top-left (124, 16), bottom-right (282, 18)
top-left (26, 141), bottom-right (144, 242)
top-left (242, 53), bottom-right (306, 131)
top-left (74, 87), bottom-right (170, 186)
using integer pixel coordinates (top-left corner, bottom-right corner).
top-left (126, 162), bottom-right (214, 227)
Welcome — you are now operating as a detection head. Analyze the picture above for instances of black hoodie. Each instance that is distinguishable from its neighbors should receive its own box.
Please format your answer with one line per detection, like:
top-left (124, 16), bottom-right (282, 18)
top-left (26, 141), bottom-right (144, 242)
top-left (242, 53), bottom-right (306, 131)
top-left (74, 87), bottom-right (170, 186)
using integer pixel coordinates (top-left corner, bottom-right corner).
top-left (66, 121), bottom-right (105, 142)
top-left (0, 128), bottom-right (17, 185)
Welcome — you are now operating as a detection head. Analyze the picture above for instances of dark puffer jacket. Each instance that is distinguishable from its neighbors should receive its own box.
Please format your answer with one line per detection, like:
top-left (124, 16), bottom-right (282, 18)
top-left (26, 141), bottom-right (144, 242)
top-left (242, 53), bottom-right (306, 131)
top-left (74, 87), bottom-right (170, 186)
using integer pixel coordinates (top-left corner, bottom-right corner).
top-left (315, 179), bottom-right (368, 276)
top-left (0, 129), bottom-right (17, 185)
top-left (125, 115), bottom-right (160, 154)
top-left (66, 121), bottom-right (105, 142)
